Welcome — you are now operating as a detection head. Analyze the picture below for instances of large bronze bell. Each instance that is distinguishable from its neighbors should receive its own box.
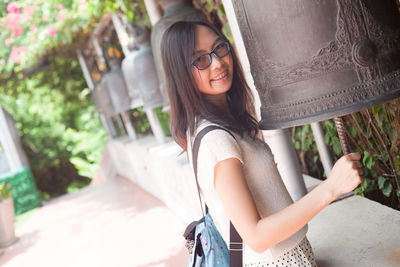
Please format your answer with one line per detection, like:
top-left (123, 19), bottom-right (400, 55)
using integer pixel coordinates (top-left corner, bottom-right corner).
top-left (232, 0), bottom-right (400, 129)
top-left (122, 26), bottom-right (163, 110)
top-left (151, 0), bottom-right (207, 108)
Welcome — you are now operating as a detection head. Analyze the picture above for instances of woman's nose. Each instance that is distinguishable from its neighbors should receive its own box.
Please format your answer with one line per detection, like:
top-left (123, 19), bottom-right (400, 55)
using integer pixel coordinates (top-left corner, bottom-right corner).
top-left (210, 52), bottom-right (224, 69)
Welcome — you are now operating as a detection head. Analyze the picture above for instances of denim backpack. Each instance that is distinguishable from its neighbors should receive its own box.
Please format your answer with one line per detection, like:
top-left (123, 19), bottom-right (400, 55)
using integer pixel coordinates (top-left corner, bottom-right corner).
top-left (183, 125), bottom-right (243, 267)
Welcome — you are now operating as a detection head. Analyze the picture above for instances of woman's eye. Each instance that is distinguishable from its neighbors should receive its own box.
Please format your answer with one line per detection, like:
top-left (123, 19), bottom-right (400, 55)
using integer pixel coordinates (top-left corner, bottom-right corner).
top-left (199, 55), bottom-right (209, 65)
top-left (193, 56), bottom-right (202, 65)
top-left (215, 43), bottom-right (228, 55)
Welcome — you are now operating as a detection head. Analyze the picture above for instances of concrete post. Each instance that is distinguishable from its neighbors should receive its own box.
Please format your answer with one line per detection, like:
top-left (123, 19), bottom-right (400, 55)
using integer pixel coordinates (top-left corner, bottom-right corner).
top-left (311, 122), bottom-right (334, 177)
top-left (144, 0), bottom-right (163, 24)
top-left (100, 114), bottom-right (117, 138)
top-left (222, 0), bottom-right (307, 201)
top-left (111, 13), bottom-right (131, 56)
top-left (121, 111), bottom-right (137, 140)
top-left (76, 49), bottom-right (117, 139)
top-left (0, 107), bottom-right (25, 172)
top-left (115, 114), bottom-right (127, 135)
top-left (146, 109), bottom-right (166, 143)
top-left (142, 0), bottom-right (168, 144)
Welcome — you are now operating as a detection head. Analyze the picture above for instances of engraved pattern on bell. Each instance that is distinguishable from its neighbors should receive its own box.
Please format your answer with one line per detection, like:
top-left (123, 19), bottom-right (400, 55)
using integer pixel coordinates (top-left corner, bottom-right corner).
top-left (232, 0), bottom-right (400, 129)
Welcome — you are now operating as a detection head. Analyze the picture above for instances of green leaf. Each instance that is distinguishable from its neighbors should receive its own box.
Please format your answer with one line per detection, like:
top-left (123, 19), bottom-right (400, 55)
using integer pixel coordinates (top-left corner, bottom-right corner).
top-left (382, 182), bottom-right (393, 197)
top-left (349, 127), bottom-right (357, 138)
top-left (371, 105), bottom-right (380, 116)
top-left (396, 189), bottom-right (400, 198)
top-left (378, 176), bottom-right (386, 190)
top-left (324, 133), bottom-right (330, 144)
top-left (332, 139), bottom-right (342, 155)
top-left (362, 151), bottom-right (375, 169)
top-left (353, 187), bottom-right (364, 196)
top-left (294, 141), bottom-right (300, 150)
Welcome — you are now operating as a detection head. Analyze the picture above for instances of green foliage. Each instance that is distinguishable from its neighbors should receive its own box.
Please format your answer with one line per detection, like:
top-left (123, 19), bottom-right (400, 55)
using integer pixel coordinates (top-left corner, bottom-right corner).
top-left (0, 55), bottom-right (107, 198)
top-left (0, 0), bottom-right (150, 200)
top-left (129, 106), bottom-right (171, 137)
top-left (155, 106), bottom-right (171, 136)
top-left (292, 125), bottom-right (315, 153)
top-left (0, 182), bottom-right (14, 201)
top-left (292, 99), bottom-right (400, 210)
top-left (131, 107), bottom-right (151, 134)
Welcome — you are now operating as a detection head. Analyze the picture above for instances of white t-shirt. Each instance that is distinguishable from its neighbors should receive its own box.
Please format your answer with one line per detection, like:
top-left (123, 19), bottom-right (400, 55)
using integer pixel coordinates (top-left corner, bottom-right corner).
top-left (187, 120), bottom-right (308, 264)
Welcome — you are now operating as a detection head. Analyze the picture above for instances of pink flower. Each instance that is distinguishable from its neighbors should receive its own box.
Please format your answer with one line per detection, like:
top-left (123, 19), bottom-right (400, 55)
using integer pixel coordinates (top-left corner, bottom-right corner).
top-left (30, 24), bottom-right (37, 33)
top-left (7, 2), bottom-right (20, 14)
top-left (5, 37), bottom-right (13, 47)
top-left (23, 6), bottom-right (36, 20)
top-left (48, 26), bottom-right (57, 37)
top-left (8, 46), bottom-right (27, 64)
top-left (31, 37), bottom-right (36, 44)
top-left (78, 0), bottom-right (87, 13)
top-left (42, 16), bottom-right (48, 22)
top-left (11, 26), bottom-right (23, 36)
top-left (57, 4), bottom-right (63, 10)
top-left (58, 14), bottom-right (66, 21)
top-left (0, 59), bottom-right (4, 67)
top-left (5, 13), bottom-right (21, 28)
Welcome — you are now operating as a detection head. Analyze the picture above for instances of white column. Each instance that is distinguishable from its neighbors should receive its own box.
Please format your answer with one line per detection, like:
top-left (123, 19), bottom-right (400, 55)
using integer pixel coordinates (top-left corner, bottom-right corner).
top-left (100, 114), bottom-right (117, 138)
top-left (111, 13), bottom-right (131, 56)
top-left (311, 122), bottom-right (333, 177)
top-left (146, 109), bottom-right (166, 143)
top-left (143, 1), bottom-right (168, 144)
top-left (0, 107), bottom-right (24, 171)
top-left (121, 111), bottom-right (137, 140)
top-left (222, 0), bottom-right (307, 201)
top-left (144, 0), bottom-right (163, 24)
top-left (76, 49), bottom-right (116, 139)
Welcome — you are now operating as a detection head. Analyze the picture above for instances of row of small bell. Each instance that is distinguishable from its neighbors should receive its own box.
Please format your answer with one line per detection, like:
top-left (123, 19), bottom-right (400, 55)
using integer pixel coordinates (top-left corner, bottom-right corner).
top-left (95, 27), bottom-right (164, 116)
top-left (92, 0), bottom-right (206, 116)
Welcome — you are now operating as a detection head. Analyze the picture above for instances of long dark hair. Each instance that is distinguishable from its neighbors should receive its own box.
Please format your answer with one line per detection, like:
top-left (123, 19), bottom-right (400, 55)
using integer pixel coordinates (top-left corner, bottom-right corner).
top-left (161, 20), bottom-right (259, 150)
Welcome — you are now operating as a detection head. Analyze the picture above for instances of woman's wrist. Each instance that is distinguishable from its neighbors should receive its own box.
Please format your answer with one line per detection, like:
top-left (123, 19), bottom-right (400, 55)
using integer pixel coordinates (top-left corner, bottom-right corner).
top-left (316, 179), bottom-right (337, 206)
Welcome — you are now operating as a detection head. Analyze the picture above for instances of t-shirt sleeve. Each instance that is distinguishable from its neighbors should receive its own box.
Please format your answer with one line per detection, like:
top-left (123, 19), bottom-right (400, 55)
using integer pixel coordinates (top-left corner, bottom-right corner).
top-left (197, 129), bottom-right (244, 190)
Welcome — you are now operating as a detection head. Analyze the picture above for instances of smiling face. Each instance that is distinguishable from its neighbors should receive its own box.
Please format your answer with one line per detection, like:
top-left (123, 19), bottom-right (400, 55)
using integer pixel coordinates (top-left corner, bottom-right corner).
top-left (191, 24), bottom-right (234, 98)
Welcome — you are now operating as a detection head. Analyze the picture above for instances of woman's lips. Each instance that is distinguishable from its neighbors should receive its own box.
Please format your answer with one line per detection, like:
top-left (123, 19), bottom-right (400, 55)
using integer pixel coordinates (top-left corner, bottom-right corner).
top-left (211, 71), bottom-right (228, 82)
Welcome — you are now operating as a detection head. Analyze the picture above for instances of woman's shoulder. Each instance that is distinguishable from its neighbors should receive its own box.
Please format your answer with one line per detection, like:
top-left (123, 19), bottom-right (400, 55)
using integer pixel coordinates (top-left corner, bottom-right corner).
top-left (194, 119), bottom-right (235, 139)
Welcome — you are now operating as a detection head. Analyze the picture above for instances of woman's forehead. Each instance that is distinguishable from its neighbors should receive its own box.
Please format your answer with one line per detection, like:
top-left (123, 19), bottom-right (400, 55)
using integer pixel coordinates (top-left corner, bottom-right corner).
top-left (194, 24), bottom-right (220, 51)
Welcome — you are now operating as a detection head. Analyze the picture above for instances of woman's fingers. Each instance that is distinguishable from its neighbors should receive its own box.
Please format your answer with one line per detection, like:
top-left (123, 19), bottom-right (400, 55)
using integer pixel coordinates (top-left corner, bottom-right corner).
top-left (346, 152), bottom-right (361, 161)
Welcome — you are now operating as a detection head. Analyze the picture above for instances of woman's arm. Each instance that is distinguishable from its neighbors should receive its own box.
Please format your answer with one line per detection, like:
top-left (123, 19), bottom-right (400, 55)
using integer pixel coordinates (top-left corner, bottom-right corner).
top-left (214, 153), bottom-right (363, 253)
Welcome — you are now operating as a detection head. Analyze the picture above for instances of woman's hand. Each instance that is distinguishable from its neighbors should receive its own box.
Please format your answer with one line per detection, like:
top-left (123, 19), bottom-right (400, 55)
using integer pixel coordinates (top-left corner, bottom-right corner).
top-left (323, 152), bottom-right (363, 200)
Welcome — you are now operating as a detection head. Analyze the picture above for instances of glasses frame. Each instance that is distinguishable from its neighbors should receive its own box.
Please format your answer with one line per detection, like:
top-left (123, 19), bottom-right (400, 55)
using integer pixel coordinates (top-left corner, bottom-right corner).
top-left (191, 41), bottom-right (231, 70)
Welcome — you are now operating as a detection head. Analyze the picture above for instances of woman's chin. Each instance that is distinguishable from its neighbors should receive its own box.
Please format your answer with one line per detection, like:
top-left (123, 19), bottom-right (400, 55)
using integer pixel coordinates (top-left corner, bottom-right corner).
top-left (209, 80), bottom-right (232, 93)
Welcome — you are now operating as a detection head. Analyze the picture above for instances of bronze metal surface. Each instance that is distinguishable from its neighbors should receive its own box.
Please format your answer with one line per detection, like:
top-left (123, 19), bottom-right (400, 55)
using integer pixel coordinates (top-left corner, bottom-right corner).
top-left (232, 0), bottom-right (400, 129)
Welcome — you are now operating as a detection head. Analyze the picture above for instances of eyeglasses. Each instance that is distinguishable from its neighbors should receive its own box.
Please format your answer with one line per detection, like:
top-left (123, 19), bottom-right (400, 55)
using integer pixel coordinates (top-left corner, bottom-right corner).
top-left (191, 41), bottom-right (230, 70)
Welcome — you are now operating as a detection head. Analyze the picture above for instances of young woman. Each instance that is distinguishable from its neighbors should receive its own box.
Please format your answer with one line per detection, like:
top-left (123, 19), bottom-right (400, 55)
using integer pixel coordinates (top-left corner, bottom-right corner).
top-left (161, 20), bottom-right (363, 266)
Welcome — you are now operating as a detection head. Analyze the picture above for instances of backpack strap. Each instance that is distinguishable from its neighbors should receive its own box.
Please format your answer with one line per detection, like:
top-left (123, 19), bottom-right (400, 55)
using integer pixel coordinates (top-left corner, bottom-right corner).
top-left (192, 125), bottom-right (243, 267)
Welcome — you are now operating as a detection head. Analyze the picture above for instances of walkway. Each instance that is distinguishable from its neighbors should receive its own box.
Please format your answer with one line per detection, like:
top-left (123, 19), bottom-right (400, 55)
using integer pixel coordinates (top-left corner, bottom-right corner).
top-left (0, 176), bottom-right (188, 267)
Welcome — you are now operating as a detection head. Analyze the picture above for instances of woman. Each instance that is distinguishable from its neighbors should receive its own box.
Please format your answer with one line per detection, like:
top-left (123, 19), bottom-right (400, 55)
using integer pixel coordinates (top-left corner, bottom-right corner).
top-left (161, 20), bottom-right (363, 266)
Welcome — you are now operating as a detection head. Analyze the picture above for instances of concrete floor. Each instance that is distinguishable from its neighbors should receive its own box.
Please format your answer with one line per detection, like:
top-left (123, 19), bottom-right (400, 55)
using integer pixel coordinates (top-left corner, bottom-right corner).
top-left (0, 171), bottom-right (399, 266)
top-left (0, 176), bottom-right (188, 267)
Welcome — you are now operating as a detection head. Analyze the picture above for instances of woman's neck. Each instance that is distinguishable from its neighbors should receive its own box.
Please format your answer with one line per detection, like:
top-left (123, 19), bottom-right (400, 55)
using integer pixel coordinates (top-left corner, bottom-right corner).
top-left (203, 93), bottom-right (232, 119)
